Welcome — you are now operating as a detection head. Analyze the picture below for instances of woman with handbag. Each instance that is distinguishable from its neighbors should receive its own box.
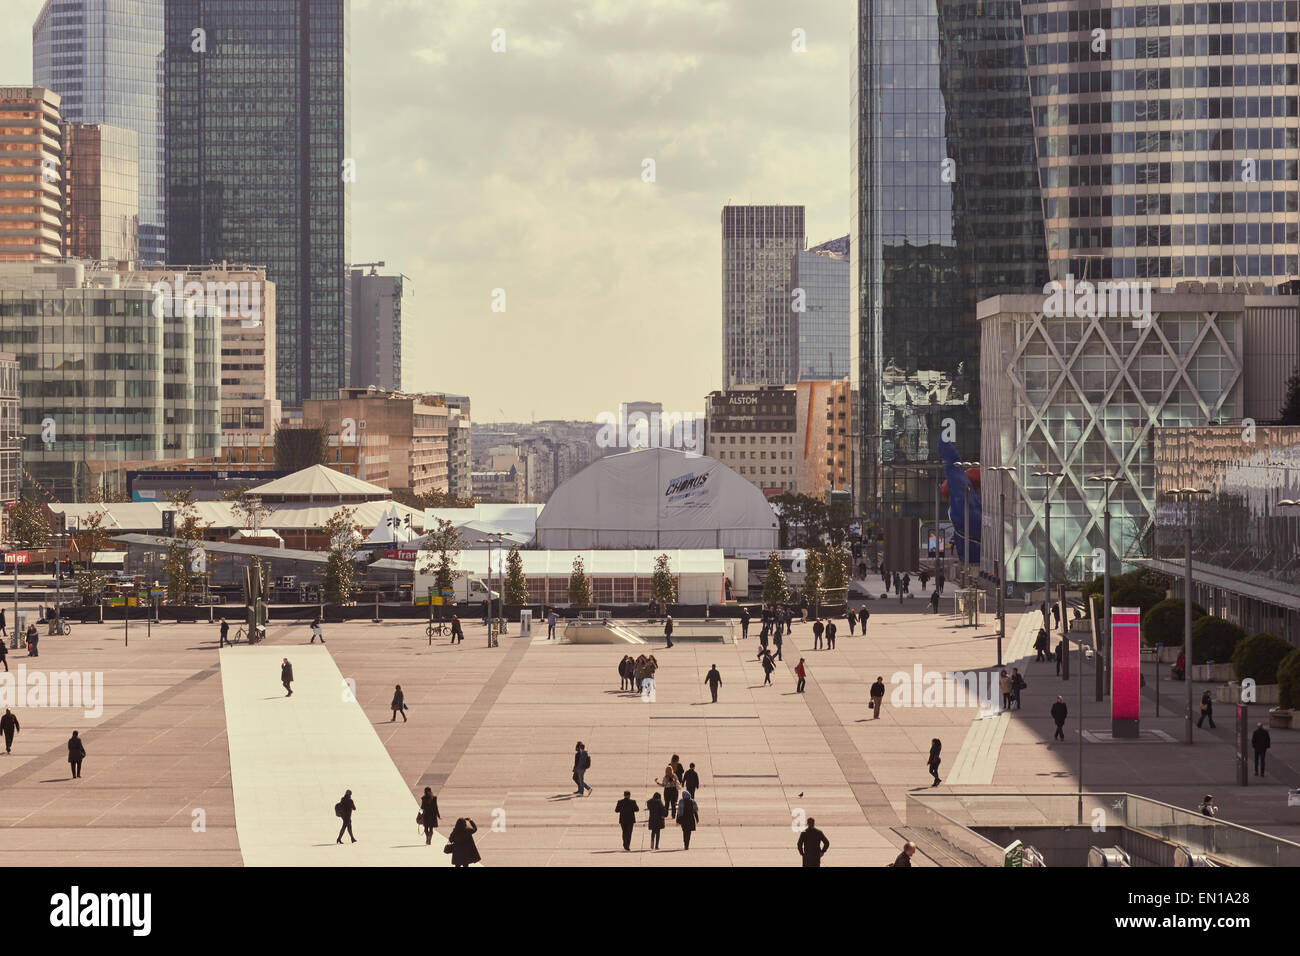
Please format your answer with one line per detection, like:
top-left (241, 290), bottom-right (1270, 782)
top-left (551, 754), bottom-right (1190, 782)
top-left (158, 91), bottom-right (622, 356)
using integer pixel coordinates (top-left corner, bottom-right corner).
top-left (447, 817), bottom-right (480, 867)
top-left (420, 787), bottom-right (440, 845)
top-left (659, 765), bottom-right (680, 820)
top-left (390, 684), bottom-right (407, 723)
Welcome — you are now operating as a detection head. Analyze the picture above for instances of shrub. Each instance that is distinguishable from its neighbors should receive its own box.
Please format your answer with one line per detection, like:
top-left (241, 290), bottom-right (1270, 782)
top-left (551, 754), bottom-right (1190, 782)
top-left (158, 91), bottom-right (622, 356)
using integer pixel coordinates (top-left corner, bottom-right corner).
top-left (1190, 616), bottom-right (1248, 665)
top-left (1278, 649), bottom-right (1300, 709)
top-left (1232, 632), bottom-right (1293, 685)
top-left (1140, 598), bottom-right (1207, 648)
top-left (1081, 570), bottom-right (1169, 619)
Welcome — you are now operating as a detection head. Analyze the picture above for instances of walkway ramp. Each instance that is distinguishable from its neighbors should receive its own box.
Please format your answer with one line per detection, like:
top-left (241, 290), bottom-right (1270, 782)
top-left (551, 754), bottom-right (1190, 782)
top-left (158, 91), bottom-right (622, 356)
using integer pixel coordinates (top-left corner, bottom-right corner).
top-left (220, 646), bottom-right (449, 866)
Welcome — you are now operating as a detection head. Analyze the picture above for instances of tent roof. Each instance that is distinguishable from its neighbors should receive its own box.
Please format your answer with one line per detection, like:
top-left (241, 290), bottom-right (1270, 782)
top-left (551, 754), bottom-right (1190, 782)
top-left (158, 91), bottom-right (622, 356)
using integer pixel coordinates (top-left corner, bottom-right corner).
top-left (248, 464), bottom-right (389, 498)
top-left (419, 549), bottom-right (725, 576)
top-left (50, 499), bottom-right (426, 533)
top-left (365, 505), bottom-right (419, 544)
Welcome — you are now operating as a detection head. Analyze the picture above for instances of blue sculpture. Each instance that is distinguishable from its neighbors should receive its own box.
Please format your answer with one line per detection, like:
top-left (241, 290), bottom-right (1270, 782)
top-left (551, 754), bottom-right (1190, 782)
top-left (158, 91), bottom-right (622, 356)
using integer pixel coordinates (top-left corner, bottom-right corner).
top-left (939, 438), bottom-right (981, 565)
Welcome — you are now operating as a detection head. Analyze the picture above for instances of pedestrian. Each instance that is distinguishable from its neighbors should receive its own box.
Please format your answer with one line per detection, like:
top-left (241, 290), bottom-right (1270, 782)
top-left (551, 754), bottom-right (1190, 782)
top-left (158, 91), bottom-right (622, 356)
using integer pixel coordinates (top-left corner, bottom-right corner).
top-left (773, 626), bottom-right (783, 661)
top-left (999, 670), bottom-right (1012, 710)
top-left (1252, 722), bottom-right (1271, 776)
top-left (219, 617), bottom-right (231, 648)
top-left (929, 589), bottom-right (940, 614)
top-left (1198, 690), bottom-right (1216, 729)
top-left (919, 570), bottom-right (929, 591)
top-left (861, 608), bottom-right (870, 634)
top-left (739, 606), bottom-right (750, 640)
top-left (677, 789), bottom-right (699, 849)
top-left (870, 676), bottom-right (886, 719)
top-left (634, 654), bottom-right (648, 693)
top-left (642, 655), bottom-right (658, 697)
top-left (646, 792), bottom-right (667, 849)
top-left (450, 614), bottom-right (464, 644)
top-left (481, 600), bottom-right (489, 625)
top-left (0, 707), bottom-right (18, 754)
top-left (1199, 795), bottom-right (1217, 818)
top-left (1051, 695), bottom-right (1067, 741)
top-left (1052, 603), bottom-right (1061, 628)
top-left (67, 730), bottom-right (85, 778)
top-left (759, 607), bottom-right (770, 643)
top-left (573, 741), bottom-right (593, 797)
top-left (902, 573), bottom-right (911, 595)
top-left (683, 762), bottom-right (701, 797)
top-left (420, 786), bottom-right (440, 845)
top-left (1174, 652), bottom-right (1186, 681)
top-left (659, 764), bottom-right (680, 819)
top-left (547, 608), bottom-right (558, 640)
top-left (664, 614), bottom-right (674, 648)
top-left (847, 609), bottom-right (857, 635)
top-left (390, 684), bottom-right (407, 722)
top-left (1034, 627), bottom-right (1048, 662)
top-left (892, 842), bottom-right (917, 867)
top-left (799, 596), bottom-right (808, 623)
top-left (704, 664), bottom-right (722, 703)
top-left (615, 791), bottom-right (640, 850)
top-left (25, 623), bottom-right (38, 657)
top-left (795, 658), bottom-right (807, 694)
top-left (825, 619), bottom-right (837, 650)
top-left (449, 817), bottom-right (481, 866)
top-left (309, 615), bottom-right (325, 643)
top-left (0, 606), bottom-right (6, 641)
top-left (760, 649), bottom-right (776, 686)
top-left (670, 754), bottom-right (685, 783)
top-left (927, 738), bottom-right (942, 786)
top-left (281, 657), bottom-right (294, 696)
top-left (0, 634), bottom-right (7, 673)
top-left (812, 619), bottom-right (824, 650)
top-left (784, 606), bottom-right (792, 636)
top-left (1010, 667), bottom-right (1025, 710)
top-left (1054, 640), bottom-right (1063, 676)
top-left (797, 818), bottom-right (829, 867)
top-left (936, 571), bottom-right (945, 595)
top-left (619, 655), bottom-right (634, 691)
top-left (333, 789), bottom-right (357, 843)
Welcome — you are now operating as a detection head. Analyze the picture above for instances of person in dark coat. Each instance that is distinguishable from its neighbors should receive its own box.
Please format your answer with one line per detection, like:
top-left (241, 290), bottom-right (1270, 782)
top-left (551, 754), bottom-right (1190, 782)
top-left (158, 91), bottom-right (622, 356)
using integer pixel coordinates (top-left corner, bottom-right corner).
top-left (677, 790), bottom-right (699, 849)
top-left (0, 635), bottom-right (7, 673)
top-left (310, 614), bottom-right (325, 643)
top-left (1, 708), bottom-right (19, 753)
top-left (664, 615), bottom-right (674, 648)
top-left (812, 619), bottom-right (824, 650)
top-left (420, 787), bottom-right (440, 845)
top-left (219, 617), bottom-right (231, 648)
top-left (739, 607), bottom-right (750, 640)
top-left (449, 817), bottom-right (481, 867)
top-left (646, 792), bottom-right (667, 849)
top-left (335, 789), bottom-right (357, 843)
top-left (615, 791), bottom-right (640, 850)
top-left (1010, 668), bottom-right (1025, 710)
top-left (847, 609), bottom-right (857, 635)
top-left (619, 655), bottom-right (635, 691)
top-left (390, 684), bottom-right (407, 722)
top-left (573, 741), bottom-right (592, 796)
top-left (861, 608), bottom-right (870, 634)
top-left (25, 624), bottom-right (38, 657)
top-left (772, 627), bottom-right (783, 661)
top-left (797, 818), bottom-right (829, 867)
top-left (1054, 640), bottom-right (1063, 676)
top-left (1252, 722), bottom-right (1272, 776)
top-left (67, 730), bottom-right (85, 778)
top-left (704, 665), bottom-right (722, 702)
top-left (870, 676), bottom-right (886, 719)
top-left (893, 842), bottom-right (916, 867)
top-left (760, 650), bottom-right (776, 686)
top-left (783, 607), bottom-right (792, 636)
top-left (1034, 628), bottom-right (1049, 661)
top-left (683, 762), bottom-right (700, 796)
top-left (0, 606), bottom-right (6, 641)
top-left (281, 658), bottom-right (293, 696)
top-left (1051, 695), bottom-right (1068, 740)
top-left (1197, 690), bottom-right (1216, 729)
top-left (825, 619), bottom-right (837, 650)
top-left (927, 738), bottom-right (942, 787)
top-left (450, 615), bottom-right (464, 644)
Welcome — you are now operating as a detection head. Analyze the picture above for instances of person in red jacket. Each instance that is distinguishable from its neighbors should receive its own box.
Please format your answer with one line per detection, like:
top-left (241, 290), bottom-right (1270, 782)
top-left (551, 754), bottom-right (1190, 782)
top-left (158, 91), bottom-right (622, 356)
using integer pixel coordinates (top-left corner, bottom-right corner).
top-left (795, 658), bottom-right (807, 694)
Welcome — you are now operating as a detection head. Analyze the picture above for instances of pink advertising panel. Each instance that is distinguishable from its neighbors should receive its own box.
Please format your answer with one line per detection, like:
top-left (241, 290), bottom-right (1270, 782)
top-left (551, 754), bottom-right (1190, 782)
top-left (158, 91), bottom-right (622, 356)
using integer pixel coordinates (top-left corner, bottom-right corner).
top-left (1111, 608), bottom-right (1142, 724)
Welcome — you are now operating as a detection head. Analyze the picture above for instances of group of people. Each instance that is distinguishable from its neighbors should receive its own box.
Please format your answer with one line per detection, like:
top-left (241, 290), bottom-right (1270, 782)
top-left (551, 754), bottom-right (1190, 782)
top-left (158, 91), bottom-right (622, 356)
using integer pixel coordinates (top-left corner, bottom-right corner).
top-left (329, 786), bottom-right (482, 867)
top-left (613, 754), bottom-right (703, 850)
top-left (617, 654), bottom-right (659, 695)
top-left (879, 563), bottom-right (944, 600)
top-left (998, 668), bottom-right (1027, 710)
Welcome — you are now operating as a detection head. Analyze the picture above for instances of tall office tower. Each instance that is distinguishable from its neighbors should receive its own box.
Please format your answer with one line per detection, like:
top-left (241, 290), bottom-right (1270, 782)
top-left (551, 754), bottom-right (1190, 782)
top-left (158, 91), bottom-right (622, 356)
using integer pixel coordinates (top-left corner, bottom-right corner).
top-left (722, 205), bottom-right (805, 388)
top-left (0, 87), bottom-right (63, 262)
top-left (1024, 1), bottom-right (1300, 284)
top-left (852, 0), bottom-right (1049, 522)
top-left (33, 0), bottom-right (165, 262)
top-left (350, 269), bottom-right (405, 390)
top-left (165, 0), bottom-right (351, 409)
top-left (792, 237), bottom-right (850, 381)
top-left (62, 123), bottom-right (138, 260)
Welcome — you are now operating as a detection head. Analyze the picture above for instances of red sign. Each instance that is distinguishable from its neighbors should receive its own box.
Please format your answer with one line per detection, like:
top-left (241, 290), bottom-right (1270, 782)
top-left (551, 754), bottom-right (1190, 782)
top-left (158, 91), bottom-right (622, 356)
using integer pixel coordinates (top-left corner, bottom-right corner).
top-left (3, 552), bottom-right (29, 564)
top-left (384, 549), bottom-right (419, 561)
top-left (1111, 607), bottom-right (1142, 731)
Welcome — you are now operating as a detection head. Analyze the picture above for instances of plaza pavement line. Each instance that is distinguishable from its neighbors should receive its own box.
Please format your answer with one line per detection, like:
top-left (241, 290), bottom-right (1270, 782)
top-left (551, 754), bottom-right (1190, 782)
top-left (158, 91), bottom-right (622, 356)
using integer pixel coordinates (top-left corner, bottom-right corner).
top-left (220, 646), bottom-right (448, 866)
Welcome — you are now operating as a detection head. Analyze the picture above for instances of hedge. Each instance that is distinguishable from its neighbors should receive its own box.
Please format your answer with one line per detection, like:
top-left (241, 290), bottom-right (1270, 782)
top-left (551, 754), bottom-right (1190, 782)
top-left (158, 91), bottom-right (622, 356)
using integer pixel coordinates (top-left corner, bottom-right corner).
top-left (1140, 597), bottom-right (1207, 648)
top-left (1190, 615), bottom-right (1248, 665)
top-left (1278, 649), bottom-right (1300, 709)
top-left (1231, 632), bottom-right (1293, 685)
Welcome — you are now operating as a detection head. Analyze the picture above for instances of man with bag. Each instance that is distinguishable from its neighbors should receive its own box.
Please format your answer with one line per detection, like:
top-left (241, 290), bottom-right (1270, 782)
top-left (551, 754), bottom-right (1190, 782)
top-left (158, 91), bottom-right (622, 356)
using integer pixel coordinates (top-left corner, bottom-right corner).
top-left (870, 676), bottom-right (886, 719)
top-left (573, 741), bottom-right (592, 796)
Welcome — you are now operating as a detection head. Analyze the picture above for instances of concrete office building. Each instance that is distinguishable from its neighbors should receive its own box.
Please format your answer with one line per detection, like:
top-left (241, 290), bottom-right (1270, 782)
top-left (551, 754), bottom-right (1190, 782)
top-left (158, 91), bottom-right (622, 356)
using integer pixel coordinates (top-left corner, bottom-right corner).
top-left (0, 260), bottom-right (220, 500)
top-left (33, 0), bottom-right (166, 262)
top-left (794, 378), bottom-right (855, 500)
top-left (792, 239), bottom-right (850, 381)
top-left (350, 269), bottom-right (406, 391)
top-left (978, 283), bottom-right (1298, 585)
top-left (0, 353), bottom-right (19, 542)
top-left (704, 385), bottom-right (798, 498)
top-left (722, 205), bottom-right (804, 388)
top-left (62, 123), bottom-right (138, 261)
top-left (0, 87), bottom-right (63, 262)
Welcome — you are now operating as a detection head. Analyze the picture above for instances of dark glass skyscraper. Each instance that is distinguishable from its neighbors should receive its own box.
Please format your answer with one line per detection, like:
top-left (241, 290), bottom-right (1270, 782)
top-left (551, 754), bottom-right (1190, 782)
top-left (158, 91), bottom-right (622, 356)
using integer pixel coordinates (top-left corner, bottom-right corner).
top-left (164, 0), bottom-right (350, 408)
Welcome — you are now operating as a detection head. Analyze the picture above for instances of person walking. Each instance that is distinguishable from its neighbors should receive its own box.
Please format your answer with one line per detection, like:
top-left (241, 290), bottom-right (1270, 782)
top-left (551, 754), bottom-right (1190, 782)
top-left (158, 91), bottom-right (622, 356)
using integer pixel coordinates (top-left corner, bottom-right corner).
top-left (919, 570), bottom-right (930, 592)
top-left (219, 617), bottom-right (231, 648)
top-left (704, 665), bottom-right (722, 703)
top-left (772, 627), bottom-right (783, 661)
top-left (659, 764), bottom-right (681, 819)
top-left (449, 817), bottom-right (481, 866)
top-left (615, 791), bottom-right (640, 850)
top-left (927, 738), bottom-right (942, 787)
top-left (892, 842), bottom-right (917, 867)
top-left (620, 655), bottom-right (635, 691)
top-left (902, 573), bottom-right (911, 595)
top-left (634, 654), bottom-right (649, 693)
top-left (280, 658), bottom-right (294, 697)
top-left (812, 619), bottom-right (824, 650)
top-left (929, 589), bottom-right (940, 614)
top-left (642, 655), bottom-right (658, 697)
top-left (1198, 795), bottom-right (1218, 818)
top-left (1054, 639), bottom-right (1064, 676)
top-left (739, 606), bottom-right (750, 640)
top-left (646, 792), bottom-right (667, 849)
top-left (1034, 628), bottom-right (1048, 662)
top-left (797, 818), bottom-right (829, 867)
top-left (334, 789), bottom-right (357, 843)
top-left (420, 787), bottom-right (440, 845)
top-left (67, 730), bottom-right (86, 778)
top-left (870, 676), bottom-right (886, 720)
top-left (1051, 603), bottom-right (1061, 629)
top-left (847, 609), bottom-right (857, 635)
top-left (547, 608), bottom-right (558, 640)
top-left (1051, 695), bottom-right (1068, 741)
top-left (573, 741), bottom-right (593, 796)
top-left (310, 615), bottom-right (325, 644)
top-left (825, 619), bottom-right (837, 650)
top-left (1, 708), bottom-right (18, 754)
top-left (998, 670), bottom-right (1012, 710)
top-left (0, 607), bottom-right (6, 642)
top-left (860, 607), bottom-right (870, 634)
top-left (760, 649), bottom-right (776, 686)
top-left (1198, 690), bottom-right (1217, 729)
top-left (936, 571), bottom-right (945, 596)
top-left (664, 614), bottom-right (674, 649)
top-left (1010, 668), bottom-right (1026, 710)
top-left (759, 607), bottom-right (770, 643)
top-left (795, 658), bottom-right (807, 694)
top-left (683, 762), bottom-right (700, 797)
top-left (450, 614), bottom-right (464, 644)
top-left (0, 634), bottom-right (7, 673)
top-left (25, 623), bottom-right (38, 658)
top-left (390, 684), bottom-right (407, 722)
top-left (677, 789), bottom-right (699, 849)
top-left (1252, 722), bottom-right (1271, 776)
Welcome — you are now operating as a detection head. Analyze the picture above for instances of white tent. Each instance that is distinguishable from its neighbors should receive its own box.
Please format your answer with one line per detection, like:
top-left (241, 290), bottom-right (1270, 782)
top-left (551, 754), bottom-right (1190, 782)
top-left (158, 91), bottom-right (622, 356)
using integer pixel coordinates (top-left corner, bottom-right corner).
top-left (535, 447), bottom-right (778, 552)
top-left (365, 505), bottom-right (419, 545)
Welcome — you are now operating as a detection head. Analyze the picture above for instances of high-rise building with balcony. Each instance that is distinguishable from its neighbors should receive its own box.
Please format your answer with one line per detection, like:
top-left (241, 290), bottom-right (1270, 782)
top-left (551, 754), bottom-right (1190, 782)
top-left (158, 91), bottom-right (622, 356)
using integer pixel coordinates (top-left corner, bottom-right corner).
top-left (0, 87), bottom-right (63, 262)
top-left (722, 205), bottom-right (805, 388)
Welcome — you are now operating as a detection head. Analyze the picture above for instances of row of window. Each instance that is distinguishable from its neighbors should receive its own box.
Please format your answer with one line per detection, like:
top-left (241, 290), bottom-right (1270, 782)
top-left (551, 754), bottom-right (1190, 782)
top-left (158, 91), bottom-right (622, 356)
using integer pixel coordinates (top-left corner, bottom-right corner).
top-left (1059, 253), bottom-right (1298, 278)
top-left (1033, 68), bottom-right (1296, 96)
top-left (1040, 128), bottom-right (1296, 160)
top-left (1024, 2), bottom-right (1299, 31)
top-left (1040, 158), bottom-right (1298, 188)
top-left (1047, 189), bottom-right (1299, 218)
top-left (1063, 220), bottom-right (1299, 248)
top-left (1027, 31), bottom-right (1297, 65)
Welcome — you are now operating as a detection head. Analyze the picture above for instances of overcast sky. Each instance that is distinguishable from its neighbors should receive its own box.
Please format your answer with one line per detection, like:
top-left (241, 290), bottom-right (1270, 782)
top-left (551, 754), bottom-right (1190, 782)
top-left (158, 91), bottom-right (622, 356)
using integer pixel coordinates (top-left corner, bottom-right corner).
top-left (5, 0), bottom-right (848, 422)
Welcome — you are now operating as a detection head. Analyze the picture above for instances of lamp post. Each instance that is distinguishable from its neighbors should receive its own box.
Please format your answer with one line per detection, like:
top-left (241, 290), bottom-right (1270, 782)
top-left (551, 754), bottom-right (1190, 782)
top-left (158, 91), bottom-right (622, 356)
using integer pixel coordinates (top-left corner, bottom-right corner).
top-left (988, 465), bottom-right (1015, 667)
top-left (1033, 470), bottom-right (1065, 677)
top-left (1165, 487), bottom-right (1211, 744)
top-left (955, 461), bottom-right (980, 589)
top-left (1088, 475), bottom-right (1122, 703)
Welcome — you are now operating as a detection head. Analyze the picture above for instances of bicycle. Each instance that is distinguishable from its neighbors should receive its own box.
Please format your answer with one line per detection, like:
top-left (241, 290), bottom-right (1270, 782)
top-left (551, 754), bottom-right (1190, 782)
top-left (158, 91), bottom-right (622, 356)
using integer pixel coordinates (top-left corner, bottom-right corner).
top-left (234, 625), bottom-right (266, 645)
top-left (426, 621), bottom-right (449, 643)
top-left (52, 619), bottom-right (72, 636)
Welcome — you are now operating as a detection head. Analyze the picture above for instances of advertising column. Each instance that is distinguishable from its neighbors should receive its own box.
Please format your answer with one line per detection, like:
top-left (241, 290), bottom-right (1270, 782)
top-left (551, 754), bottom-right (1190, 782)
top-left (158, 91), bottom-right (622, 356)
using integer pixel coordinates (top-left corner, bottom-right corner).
top-left (1111, 607), bottom-right (1141, 737)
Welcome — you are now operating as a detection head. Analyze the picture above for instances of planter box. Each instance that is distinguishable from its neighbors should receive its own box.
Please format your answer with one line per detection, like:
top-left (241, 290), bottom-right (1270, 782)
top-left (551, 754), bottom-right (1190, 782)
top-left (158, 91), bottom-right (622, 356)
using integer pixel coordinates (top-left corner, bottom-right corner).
top-left (1270, 709), bottom-right (1293, 729)
top-left (1191, 663), bottom-right (1234, 682)
top-left (1216, 682), bottom-right (1279, 705)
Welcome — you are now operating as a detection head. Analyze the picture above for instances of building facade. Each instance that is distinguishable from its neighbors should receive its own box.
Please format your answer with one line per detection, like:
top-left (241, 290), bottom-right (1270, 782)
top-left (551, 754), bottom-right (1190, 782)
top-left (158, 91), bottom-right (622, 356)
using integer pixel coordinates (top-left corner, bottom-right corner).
top-left (704, 385), bottom-right (798, 498)
top-left (793, 240), bottom-right (850, 381)
top-left (722, 205), bottom-right (804, 388)
top-left (164, 0), bottom-right (350, 408)
top-left (62, 123), bottom-right (139, 261)
top-left (349, 269), bottom-right (405, 391)
top-left (794, 379), bottom-right (855, 500)
top-left (0, 353), bottom-right (19, 541)
top-left (0, 87), bottom-right (63, 261)
top-left (33, 0), bottom-right (166, 262)
top-left (471, 465), bottom-right (524, 504)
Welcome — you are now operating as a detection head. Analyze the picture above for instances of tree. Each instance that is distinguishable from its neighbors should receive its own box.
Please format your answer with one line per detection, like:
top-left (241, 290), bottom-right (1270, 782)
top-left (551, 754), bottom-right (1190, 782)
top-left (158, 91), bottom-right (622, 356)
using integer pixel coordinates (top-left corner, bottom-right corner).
top-left (162, 490), bottom-right (212, 604)
top-left (1140, 597), bottom-right (1207, 648)
top-left (772, 493), bottom-right (832, 548)
top-left (223, 483), bottom-right (275, 534)
top-left (390, 487), bottom-right (480, 510)
top-left (72, 508), bottom-right (112, 606)
top-left (821, 545), bottom-right (848, 603)
top-left (320, 506), bottom-right (362, 605)
top-left (1232, 632), bottom-right (1292, 685)
top-left (273, 425), bottom-right (328, 471)
top-left (505, 546), bottom-right (529, 606)
top-left (762, 551), bottom-right (789, 605)
top-left (1278, 649), bottom-right (1300, 708)
top-left (7, 499), bottom-right (50, 549)
top-left (1280, 363), bottom-right (1300, 425)
top-left (801, 549), bottom-right (823, 616)
top-left (649, 552), bottom-right (677, 615)
top-left (417, 518), bottom-right (462, 599)
top-left (1191, 615), bottom-right (1248, 665)
top-left (568, 555), bottom-right (592, 608)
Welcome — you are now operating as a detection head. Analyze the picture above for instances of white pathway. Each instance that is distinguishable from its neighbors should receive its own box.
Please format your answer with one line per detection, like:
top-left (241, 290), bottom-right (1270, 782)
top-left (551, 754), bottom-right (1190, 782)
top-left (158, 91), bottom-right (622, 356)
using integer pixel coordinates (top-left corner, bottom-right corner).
top-left (220, 646), bottom-right (449, 866)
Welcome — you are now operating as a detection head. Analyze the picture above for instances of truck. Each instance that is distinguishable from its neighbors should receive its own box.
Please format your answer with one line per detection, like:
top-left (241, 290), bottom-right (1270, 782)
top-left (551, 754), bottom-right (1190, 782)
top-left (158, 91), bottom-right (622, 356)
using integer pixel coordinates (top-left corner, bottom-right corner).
top-left (412, 569), bottom-right (499, 606)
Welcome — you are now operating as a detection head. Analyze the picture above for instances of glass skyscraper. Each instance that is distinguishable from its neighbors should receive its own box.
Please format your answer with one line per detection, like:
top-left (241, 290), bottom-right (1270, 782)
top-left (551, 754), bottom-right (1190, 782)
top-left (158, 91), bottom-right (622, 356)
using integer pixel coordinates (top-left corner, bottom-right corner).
top-left (33, 0), bottom-right (165, 263)
top-left (164, 0), bottom-right (351, 409)
top-left (792, 238), bottom-right (850, 381)
top-left (722, 205), bottom-right (805, 388)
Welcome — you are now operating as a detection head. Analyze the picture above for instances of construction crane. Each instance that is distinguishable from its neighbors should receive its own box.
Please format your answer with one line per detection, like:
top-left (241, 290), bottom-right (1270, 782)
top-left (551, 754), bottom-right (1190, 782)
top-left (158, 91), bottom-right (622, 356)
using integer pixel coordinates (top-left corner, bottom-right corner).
top-left (347, 261), bottom-right (386, 276)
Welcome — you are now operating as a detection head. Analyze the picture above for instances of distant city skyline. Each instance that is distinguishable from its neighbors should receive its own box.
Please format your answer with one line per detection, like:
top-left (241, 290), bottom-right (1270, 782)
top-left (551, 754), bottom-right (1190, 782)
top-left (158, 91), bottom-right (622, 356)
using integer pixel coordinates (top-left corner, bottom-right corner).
top-left (4, 0), bottom-right (849, 421)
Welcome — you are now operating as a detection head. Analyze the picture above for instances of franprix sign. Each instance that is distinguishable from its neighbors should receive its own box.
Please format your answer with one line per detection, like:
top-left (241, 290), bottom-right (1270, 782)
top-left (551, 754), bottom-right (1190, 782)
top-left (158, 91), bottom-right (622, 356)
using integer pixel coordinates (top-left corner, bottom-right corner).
top-left (1111, 607), bottom-right (1141, 738)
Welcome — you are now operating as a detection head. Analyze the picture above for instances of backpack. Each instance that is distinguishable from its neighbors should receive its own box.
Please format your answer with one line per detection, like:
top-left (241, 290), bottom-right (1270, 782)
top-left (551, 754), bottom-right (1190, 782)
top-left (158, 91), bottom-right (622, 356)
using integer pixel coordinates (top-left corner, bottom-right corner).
top-left (581, 751), bottom-right (591, 770)
top-left (334, 802), bottom-right (344, 818)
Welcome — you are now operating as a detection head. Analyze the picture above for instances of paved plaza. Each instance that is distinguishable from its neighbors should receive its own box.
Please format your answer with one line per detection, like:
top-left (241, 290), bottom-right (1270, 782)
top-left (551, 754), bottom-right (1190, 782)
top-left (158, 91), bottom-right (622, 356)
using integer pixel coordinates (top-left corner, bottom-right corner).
top-left (1, 595), bottom-right (1298, 866)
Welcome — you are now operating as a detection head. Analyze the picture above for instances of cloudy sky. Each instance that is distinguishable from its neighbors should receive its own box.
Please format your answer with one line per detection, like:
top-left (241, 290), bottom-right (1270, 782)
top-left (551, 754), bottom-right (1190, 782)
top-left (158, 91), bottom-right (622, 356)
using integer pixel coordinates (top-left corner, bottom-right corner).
top-left (5, 0), bottom-right (849, 422)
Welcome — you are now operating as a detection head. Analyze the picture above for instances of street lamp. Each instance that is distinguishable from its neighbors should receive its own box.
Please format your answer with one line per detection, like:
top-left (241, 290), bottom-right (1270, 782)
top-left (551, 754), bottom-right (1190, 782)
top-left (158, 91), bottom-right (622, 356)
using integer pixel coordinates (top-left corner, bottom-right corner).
top-left (1088, 475), bottom-right (1123, 703)
top-left (1164, 486), bottom-right (1212, 745)
top-left (1032, 470), bottom-right (1065, 654)
top-left (955, 461), bottom-right (980, 589)
top-left (988, 465), bottom-right (1016, 667)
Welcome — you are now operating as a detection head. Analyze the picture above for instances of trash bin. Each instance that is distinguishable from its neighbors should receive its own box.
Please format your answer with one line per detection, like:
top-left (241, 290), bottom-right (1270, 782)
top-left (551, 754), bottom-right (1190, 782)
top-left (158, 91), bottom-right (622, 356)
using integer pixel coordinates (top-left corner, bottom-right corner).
top-left (520, 609), bottom-right (533, 637)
